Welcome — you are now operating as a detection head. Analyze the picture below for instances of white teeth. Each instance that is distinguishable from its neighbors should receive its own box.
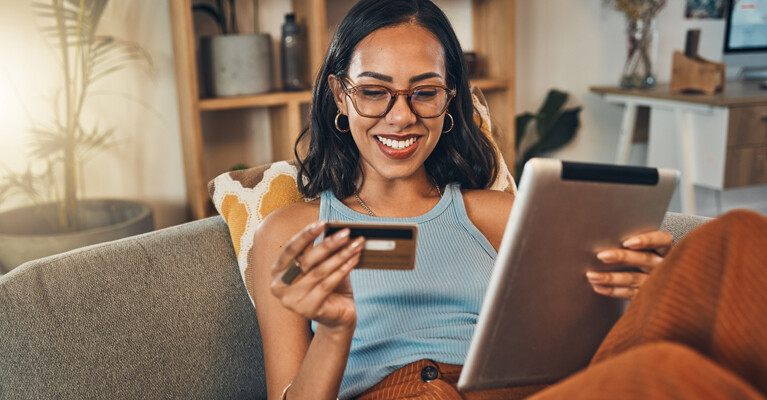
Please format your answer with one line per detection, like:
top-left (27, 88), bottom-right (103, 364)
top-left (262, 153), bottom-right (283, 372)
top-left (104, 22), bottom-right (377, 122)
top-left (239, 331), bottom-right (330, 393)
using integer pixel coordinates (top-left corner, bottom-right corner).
top-left (377, 136), bottom-right (416, 150)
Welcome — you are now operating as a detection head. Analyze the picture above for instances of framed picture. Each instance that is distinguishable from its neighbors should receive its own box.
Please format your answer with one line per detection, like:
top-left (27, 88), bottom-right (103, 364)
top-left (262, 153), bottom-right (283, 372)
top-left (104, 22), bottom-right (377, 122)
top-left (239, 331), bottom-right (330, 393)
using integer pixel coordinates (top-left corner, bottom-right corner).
top-left (685, 0), bottom-right (725, 19)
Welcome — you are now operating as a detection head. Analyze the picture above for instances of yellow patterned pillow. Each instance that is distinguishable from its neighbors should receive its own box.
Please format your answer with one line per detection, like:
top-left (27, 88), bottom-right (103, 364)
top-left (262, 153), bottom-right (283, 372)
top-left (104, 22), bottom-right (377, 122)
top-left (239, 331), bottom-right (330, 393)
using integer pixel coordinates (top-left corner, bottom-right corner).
top-left (208, 161), bottom-right (306, 296)
top-left (208, 88), bottom-right (517, 302)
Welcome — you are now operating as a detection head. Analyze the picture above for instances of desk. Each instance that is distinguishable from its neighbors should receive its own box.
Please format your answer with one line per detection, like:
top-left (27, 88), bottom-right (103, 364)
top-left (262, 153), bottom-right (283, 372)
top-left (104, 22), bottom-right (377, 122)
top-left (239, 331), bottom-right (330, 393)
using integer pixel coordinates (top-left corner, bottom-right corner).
top-left (591, 82), bottom-right (767, 214)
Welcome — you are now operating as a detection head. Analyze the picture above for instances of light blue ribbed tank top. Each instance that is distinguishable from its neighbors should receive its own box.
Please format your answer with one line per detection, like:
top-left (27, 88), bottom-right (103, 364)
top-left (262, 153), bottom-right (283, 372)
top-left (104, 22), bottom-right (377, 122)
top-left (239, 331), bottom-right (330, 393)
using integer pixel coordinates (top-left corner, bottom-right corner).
top-left (315, 183), bottom-right (497, 399)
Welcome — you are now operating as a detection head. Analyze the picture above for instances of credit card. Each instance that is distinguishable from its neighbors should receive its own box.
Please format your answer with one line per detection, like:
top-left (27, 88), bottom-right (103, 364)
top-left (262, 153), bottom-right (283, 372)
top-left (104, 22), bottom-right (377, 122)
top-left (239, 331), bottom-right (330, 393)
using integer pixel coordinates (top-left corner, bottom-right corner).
top-left (325, 222), bottom-right (418, 270)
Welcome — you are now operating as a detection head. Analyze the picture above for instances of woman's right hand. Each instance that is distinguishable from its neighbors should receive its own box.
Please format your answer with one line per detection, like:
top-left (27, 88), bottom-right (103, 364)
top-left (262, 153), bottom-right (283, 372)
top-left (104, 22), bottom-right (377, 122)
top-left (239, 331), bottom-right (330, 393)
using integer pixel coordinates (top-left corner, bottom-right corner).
top-left (270, 220), bottom-right (364, 331)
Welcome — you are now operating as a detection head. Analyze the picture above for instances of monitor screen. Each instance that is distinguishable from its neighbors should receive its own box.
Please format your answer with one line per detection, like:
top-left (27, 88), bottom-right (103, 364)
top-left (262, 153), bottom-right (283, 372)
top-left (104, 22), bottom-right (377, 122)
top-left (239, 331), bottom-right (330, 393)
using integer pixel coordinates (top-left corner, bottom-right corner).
top-left (723, 0), bottom-right (767, 79)
top-left (724, 0), bottom-right (767, 52)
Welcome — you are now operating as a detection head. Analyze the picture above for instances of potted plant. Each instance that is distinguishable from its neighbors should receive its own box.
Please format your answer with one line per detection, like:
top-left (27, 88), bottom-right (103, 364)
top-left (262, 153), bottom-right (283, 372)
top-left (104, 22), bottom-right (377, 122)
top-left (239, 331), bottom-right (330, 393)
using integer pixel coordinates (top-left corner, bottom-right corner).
top-left (0, 0), bottom-right (154, 273)
top-left (194, 0), bottom-right (272, 97)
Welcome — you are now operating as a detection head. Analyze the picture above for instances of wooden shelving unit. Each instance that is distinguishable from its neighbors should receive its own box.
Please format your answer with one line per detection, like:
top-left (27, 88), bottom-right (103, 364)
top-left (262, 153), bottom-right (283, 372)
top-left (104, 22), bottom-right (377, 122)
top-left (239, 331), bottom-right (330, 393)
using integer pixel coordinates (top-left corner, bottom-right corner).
top-left (169, 0), bottom-right (516, 220)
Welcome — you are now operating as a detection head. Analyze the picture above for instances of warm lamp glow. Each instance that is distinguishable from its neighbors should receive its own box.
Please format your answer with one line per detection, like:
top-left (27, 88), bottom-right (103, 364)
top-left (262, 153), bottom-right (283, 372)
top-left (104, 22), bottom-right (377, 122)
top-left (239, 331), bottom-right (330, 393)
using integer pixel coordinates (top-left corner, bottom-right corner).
top-left (0, 73), bottom-right (16, 117)
top-left (0, 2), bottom-right (30, 146)
top-left (0, 71), bottom-right (28, 151)
top-left (0, 4), bottom-right (59, 169)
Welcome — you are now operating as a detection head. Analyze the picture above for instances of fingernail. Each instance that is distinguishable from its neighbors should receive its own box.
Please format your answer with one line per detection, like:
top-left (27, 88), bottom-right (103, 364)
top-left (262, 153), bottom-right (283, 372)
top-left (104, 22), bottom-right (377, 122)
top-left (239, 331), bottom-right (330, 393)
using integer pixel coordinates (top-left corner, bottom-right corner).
top-left (592, 284), bottom-right (610, 294)
top-left (586, 271), bottom-right (604, 282)
top-left (349, 238), bottom-right (364, 251)
top-left (309, 220), bottom-right (325, 233)
top-left (347, 253), bottom-right (362, 270)
top-left (334, 228), bottom-right (350, 242)
top-left (623, 237), bottom-right (641, 248)
top-left (597, 250), bottom-right (616, 262)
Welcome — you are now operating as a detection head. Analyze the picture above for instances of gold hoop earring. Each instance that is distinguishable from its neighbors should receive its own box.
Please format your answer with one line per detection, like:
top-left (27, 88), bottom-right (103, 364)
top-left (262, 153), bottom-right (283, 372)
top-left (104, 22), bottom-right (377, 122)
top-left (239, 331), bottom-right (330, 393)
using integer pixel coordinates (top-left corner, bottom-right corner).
top-left (442, 112), bottom-right (454, 133)
top-left (335, 111), bottom-right (350, 133)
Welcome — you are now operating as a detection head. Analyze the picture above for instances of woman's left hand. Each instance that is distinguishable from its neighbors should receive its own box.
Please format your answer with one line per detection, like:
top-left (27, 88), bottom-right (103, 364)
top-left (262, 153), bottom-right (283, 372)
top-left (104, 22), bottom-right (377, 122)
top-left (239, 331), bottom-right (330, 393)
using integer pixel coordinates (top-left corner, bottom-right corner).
top-left (586, 230), bottom-right (673, 299)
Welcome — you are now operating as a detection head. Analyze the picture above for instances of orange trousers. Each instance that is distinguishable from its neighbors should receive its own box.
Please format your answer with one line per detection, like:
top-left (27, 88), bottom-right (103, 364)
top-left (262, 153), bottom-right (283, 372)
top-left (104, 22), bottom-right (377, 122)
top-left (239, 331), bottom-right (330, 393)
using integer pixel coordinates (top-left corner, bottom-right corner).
top-left (356, 210), bottom-right (767, 399)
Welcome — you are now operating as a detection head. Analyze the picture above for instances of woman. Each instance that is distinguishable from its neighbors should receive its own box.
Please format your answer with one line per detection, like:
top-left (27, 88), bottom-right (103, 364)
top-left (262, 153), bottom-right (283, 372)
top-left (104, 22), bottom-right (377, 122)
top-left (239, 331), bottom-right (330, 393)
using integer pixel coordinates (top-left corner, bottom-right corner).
top-left (251, 1), bottom-right (671, 399)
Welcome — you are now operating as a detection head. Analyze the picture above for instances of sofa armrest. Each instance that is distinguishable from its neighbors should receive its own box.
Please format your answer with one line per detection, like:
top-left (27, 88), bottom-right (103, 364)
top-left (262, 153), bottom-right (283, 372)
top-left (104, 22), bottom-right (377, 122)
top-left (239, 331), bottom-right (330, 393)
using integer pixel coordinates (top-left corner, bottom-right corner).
top-left (661, 212), bottom-right (711, 244)
top-left (0, 217), bottom-right (267, 399)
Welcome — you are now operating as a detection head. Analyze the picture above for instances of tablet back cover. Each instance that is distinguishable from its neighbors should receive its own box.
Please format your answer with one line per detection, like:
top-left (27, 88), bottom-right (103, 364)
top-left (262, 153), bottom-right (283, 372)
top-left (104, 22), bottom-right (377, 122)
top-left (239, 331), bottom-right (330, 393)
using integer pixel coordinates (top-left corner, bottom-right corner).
top-left (458, 158), bottom-right (679, 391)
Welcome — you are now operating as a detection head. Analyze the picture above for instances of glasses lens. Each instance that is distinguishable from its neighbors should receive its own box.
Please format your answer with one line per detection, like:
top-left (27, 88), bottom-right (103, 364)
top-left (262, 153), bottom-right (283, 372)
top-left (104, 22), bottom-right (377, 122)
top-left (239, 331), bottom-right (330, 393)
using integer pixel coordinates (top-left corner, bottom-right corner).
top-left (348, 84), bottom-right (450, 118)
top-left (411, 86), bottom-right (448, 117)
top-left (354, 86), bottom-right (392, 117)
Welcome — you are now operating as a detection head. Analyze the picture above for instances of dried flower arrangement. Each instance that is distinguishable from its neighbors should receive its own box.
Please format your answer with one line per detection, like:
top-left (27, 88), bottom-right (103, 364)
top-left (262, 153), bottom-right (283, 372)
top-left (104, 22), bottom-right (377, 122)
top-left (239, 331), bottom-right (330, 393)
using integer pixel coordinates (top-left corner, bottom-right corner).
top-left (610, 0), bottom-right (668, 21)
top-left (606, 0), bottom-right (668, 88)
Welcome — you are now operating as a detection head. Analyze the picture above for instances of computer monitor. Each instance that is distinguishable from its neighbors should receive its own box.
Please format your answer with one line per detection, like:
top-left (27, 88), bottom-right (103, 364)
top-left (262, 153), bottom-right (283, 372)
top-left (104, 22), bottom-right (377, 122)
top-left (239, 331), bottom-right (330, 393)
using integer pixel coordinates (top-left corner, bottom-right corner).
top-left (722, 0), bottom-right (767, 80)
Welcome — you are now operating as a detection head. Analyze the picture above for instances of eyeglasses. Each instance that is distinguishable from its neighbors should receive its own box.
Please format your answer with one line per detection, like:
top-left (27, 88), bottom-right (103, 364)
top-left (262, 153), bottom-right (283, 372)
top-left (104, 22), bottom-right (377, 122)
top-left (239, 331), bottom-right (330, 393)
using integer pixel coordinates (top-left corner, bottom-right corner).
top-left (340, 78), bottom-right (456, 118)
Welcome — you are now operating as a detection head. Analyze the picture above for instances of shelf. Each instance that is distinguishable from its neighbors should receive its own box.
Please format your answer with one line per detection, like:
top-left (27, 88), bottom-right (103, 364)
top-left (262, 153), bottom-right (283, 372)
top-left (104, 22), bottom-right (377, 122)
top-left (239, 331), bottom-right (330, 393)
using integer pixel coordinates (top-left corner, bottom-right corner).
top-left (470, 78), bottom-right (509, 92)
top-left (199, 90), bottom-right (313, 111)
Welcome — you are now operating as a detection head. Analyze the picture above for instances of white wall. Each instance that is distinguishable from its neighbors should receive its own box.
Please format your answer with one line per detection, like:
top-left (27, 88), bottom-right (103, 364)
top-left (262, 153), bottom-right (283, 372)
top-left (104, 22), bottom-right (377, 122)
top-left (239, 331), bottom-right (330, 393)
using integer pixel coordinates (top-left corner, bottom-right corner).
top-left (0, 1), bottom-right (187, 228)
top-left (516, 0), bottom-right (767, 216)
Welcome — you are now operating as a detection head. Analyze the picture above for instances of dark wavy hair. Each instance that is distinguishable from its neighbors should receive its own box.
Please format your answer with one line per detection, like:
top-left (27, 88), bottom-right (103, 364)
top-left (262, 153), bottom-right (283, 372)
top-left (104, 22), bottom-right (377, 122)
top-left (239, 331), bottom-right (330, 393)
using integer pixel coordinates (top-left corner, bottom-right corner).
top-left (295, 0), bottom-right (499, 199)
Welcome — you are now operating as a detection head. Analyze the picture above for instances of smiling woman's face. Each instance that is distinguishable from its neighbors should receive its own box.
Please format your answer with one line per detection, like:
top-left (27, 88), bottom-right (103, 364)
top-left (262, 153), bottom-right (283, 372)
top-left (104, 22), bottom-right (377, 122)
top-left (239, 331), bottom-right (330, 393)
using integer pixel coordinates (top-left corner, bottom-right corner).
top-left (330, 23), bottom-right (448, 184)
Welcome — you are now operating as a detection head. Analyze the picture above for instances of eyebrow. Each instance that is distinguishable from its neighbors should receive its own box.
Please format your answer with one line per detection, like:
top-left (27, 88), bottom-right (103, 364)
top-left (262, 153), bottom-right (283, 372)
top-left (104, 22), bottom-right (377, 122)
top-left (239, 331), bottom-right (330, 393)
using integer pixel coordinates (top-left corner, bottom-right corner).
top-left (356, 71), bottom-right (443, 83)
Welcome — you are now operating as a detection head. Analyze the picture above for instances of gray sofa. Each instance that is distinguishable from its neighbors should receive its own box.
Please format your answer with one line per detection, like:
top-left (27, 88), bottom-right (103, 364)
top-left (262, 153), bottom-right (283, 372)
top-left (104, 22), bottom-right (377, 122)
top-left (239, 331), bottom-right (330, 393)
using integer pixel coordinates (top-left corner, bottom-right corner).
top-left (0, 213), bottom-right (709, 399)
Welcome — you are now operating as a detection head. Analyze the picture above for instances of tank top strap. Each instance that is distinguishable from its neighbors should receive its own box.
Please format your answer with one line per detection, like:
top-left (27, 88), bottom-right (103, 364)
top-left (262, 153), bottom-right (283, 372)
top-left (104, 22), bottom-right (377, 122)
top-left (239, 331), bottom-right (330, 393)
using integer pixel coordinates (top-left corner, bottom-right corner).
top-left (445, 184), bottom-right (497, 258)
top-left (319, 190), bottom-right (334, 222)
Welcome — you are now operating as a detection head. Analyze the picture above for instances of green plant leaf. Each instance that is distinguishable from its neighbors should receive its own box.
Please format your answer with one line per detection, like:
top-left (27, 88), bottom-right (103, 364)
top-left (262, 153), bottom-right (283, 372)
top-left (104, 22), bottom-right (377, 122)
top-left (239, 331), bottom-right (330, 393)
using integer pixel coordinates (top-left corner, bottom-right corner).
top-left (93, 36), bottom-right (151, 64)
top-left (515, 112), bottom-right (534, 151)
top-left (77, 125), bottom-right (116, 161)
top-left (89, 36), bottom-right (153, 82)
top-left (522, 106), bottom-right (582, 161)
top-left (90, 64), bottom-right (129, 83)
top-left (0, 185), bottom-right (9, 205)
top-left (86, 0), bottom-right (108, 30)
top-left (537, 89), bottom-right (568, 119)
top-left (33, 9), bottom-right (80, 20)
top-left (60, 0), bottom-right (108, 32)
top-left (33, 0), bottom-right (103, 87)
top-left (27, 127), bottom-right (66, 160)
top-left (93, 51), bottom-right (150, 71)
top-left (535, 89), bottom-right (569, 137)
top-left (0, 164), bottom-right (46, 205)
top-left (35, 1), bottom-right (96, 32)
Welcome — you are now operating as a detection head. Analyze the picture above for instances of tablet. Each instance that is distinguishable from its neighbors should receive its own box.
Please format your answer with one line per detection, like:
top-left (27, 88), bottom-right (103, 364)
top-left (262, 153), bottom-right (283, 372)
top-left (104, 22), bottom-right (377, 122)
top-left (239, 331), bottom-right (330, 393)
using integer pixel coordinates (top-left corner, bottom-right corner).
top-left (458, 158), bottom-right (679, 391)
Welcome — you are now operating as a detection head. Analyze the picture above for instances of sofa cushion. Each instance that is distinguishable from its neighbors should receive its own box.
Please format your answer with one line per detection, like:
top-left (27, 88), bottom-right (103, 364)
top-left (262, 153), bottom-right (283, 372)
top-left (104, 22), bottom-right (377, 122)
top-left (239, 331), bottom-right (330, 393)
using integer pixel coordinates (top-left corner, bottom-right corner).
top-left (0, 217), bottom-right (267, 399)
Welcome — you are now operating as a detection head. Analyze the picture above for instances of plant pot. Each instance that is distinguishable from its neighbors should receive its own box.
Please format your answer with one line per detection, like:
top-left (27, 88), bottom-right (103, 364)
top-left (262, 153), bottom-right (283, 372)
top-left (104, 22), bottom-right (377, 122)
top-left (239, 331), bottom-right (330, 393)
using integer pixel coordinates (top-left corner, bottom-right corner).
top-left (0, 199), bottom-right (154, 273)
top-left (199, 33), bottom-right (272, 97)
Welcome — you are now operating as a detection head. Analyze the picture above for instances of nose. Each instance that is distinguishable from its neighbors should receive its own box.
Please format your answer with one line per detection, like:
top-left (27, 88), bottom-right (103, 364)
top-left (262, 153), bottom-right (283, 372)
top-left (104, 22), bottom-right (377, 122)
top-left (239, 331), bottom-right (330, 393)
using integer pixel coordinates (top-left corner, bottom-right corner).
top-left (385, 93), bottom-right (417, 127)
